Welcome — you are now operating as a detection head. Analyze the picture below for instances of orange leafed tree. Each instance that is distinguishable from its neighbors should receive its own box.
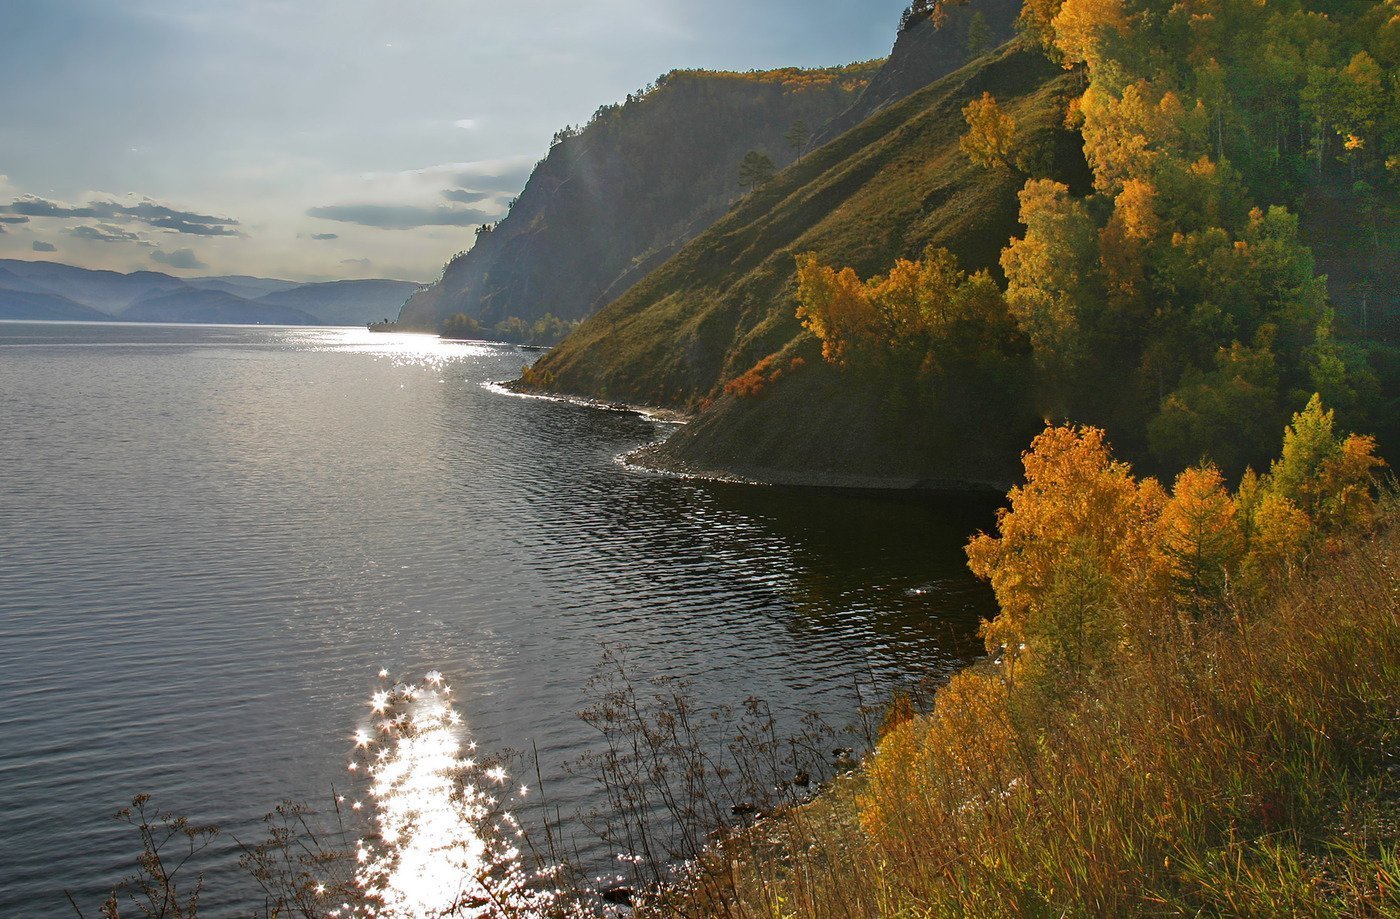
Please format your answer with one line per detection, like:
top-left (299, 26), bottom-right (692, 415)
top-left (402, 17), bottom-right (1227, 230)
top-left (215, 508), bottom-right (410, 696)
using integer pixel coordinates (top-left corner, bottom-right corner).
top-left (960, 92), bottom-right (1018, 169)
top-left (969, 395), bottom-right (1387, 686)
top-left (966, 424), bottom-right (1164, 680)
top-left (794, 253), bottom-right (881, 366)
top-left (1156, 464), bottom-right (1243, 610)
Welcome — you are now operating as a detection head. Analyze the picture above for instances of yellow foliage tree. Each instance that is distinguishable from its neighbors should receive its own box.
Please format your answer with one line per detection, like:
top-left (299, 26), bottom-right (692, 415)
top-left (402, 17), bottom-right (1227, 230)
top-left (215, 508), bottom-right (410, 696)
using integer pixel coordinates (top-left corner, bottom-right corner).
top-left (795, 247), bottom-right (1014, 371)
top-left (1267, 393), bottom-right (1386, 538)
top-left (865, 257), bottom-right (924, 349)
top-left (794, 253), bottom-right (880, 366)
top-left (1156, 464), bottom-right (1244, 612)
top-left (1241, 491), bottom-right (1312, 588)
top-left (1077, 80), bottom-right (1208, 195)
top-left (1000, 179), bottom-right (1099, 381)
top-left (1051, 0), bottom-right (1128, 71)
top-left (960, 92), bottom-right (1017, 170)
top-left (1019, 0), bottom-right (1067, 50)
top-left (1099, 177), bottom-right (1159, 303)
top-left (858, 669), bottom-right (1016, 851)
top-left (966, 424), bottom-right (1163, 681)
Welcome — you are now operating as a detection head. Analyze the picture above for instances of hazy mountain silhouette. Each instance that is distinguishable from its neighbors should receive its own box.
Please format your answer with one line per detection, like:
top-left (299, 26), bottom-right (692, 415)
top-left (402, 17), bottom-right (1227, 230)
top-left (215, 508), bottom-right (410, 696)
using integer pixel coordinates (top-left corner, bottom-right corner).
top-left (0, 259), bottom-right (421, 326)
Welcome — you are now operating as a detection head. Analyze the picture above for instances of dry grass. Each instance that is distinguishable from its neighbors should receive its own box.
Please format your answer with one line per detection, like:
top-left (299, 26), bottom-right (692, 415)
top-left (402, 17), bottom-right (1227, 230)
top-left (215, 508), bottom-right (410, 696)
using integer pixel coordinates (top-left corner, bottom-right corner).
top-left (646, 504), bottom-right (1400, 918)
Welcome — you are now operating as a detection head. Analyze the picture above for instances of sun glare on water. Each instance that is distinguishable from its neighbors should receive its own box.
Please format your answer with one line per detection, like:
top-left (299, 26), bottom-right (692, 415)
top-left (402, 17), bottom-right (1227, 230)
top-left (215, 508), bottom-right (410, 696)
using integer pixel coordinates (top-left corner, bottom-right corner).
top-left (296, 328), bottom-right (502, 370)
top-left (331, 672), bottom-right (555, 919)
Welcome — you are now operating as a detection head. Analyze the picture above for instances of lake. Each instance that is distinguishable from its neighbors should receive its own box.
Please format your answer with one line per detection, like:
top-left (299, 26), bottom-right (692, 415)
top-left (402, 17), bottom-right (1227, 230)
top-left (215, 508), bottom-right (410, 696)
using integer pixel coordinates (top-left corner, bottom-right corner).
top-left (0, 321), bottom-right (996, 915)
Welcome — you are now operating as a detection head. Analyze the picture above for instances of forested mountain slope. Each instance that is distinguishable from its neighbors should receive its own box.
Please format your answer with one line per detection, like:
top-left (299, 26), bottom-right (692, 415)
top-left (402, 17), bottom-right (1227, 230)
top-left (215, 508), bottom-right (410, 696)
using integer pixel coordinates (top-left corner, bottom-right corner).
top-left (398, 2), bottom-right (1036, 337)
top-left (528, 0), bottom-right (1399, 487)
top-left (528, 45), bottom-right (1085, 486)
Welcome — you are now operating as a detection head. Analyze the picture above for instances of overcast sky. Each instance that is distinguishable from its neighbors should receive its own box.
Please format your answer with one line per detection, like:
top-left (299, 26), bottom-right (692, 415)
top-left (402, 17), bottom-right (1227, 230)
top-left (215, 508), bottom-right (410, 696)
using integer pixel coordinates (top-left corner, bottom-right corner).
top-left (0, 0), bottom-right (909, 282)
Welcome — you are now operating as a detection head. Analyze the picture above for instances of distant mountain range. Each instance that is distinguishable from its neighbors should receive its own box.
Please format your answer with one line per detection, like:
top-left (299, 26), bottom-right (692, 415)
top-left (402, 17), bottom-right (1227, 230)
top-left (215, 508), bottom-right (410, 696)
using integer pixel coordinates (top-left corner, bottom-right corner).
top-left (0, 259), bottom-right (422, 326)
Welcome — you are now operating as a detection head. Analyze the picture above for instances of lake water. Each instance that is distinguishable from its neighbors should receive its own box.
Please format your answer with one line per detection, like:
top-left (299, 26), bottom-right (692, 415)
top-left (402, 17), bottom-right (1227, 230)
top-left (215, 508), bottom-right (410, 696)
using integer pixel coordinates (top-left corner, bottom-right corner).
top-left (0, 321), bottom-right (996, 915)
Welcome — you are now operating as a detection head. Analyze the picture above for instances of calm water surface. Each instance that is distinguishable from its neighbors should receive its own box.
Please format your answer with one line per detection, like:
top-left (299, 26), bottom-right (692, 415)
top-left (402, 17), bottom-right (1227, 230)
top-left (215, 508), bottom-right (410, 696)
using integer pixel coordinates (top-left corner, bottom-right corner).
top-left (0, 321), bottom-right (996, 915)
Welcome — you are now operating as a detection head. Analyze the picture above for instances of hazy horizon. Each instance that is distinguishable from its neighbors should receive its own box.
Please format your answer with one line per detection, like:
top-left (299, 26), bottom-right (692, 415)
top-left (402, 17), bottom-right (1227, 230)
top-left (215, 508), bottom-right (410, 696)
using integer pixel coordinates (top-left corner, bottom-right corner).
top-left (1, 0), bottom-right (909, 283)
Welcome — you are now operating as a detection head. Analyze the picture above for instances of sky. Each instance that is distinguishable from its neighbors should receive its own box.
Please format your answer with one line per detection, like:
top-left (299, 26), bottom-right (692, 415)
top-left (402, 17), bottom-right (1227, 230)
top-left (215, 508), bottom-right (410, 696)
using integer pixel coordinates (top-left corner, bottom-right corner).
top-left (0, 0), bottom-right (911, 282)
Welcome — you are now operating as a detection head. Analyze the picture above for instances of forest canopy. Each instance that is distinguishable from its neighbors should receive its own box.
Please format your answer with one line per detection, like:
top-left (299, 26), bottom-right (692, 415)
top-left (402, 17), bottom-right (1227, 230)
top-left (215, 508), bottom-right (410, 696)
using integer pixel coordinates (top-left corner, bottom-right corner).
top-left (792, 0), bottom-right (1398, 478)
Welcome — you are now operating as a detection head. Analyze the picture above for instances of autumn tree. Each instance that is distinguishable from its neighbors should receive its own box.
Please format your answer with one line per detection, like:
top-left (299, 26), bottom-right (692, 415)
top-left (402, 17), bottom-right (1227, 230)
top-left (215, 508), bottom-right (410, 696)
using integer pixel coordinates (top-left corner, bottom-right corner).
top-left (1000, 179), bottom-right (1099, 389)
top-left (969, 400), bottom-right (1386, 686)
top-left (1019, 0), bottom-right (1065, 50)
top-left (794, 254), bottom-right (880, 366)
top-left (1267, 393), bottom-right (1386, 534)
top-left (1050, 0), bottom-right (1128, 73)
top-left (966, 424), bottom-right (1164, 683)
top-left (794, 247), bottom-right (1016, 374)
top-left (1098, 177), bottom-right (1159, 309)
top-left (1156, 464), bottom-right (1244, 614)
top-left (960, 92), bottom-right (1018, 169)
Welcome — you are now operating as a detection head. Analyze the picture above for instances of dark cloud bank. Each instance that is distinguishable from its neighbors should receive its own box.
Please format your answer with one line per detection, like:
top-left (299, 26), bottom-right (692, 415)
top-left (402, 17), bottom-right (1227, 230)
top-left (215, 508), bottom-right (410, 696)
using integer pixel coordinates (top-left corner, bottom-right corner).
top-left (0, 195), bottom-right (240, 236)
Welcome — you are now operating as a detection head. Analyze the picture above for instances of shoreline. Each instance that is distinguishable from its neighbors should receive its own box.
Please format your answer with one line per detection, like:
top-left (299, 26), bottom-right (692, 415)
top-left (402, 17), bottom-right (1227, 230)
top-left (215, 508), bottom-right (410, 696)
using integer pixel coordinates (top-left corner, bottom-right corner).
top-left (623, 440), bottom-right (1012, 493)
top-left (492, 378), bottom-right (694, 424)
top-left (505, 379), bottom-right (1012, 494)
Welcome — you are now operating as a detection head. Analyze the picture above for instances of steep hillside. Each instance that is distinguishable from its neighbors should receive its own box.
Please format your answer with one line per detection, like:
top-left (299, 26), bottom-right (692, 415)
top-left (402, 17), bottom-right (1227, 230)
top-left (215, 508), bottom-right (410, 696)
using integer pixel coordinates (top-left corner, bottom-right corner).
top-left (399, 1), bottom-right (1032, 338)
top-left (528, 45), bottom-right (1086, 486)
top-left (530, 0), bottom-right (1397, 487)
top-left (396, 63), bottom-right (880, 332)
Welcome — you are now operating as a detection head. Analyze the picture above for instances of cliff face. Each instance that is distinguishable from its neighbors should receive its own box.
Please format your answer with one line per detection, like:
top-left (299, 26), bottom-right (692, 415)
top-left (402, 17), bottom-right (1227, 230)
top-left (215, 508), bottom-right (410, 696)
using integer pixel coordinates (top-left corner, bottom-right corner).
top-left (397, 65), bottom-right (878, 331)
top-left (817, 0), bottom-right (1021, 142)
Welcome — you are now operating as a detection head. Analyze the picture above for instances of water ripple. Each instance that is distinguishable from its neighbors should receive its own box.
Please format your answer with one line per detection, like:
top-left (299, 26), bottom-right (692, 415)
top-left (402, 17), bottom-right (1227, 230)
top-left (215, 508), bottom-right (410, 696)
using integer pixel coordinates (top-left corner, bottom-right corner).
top-left (0, 321), bottom-right (996, 916)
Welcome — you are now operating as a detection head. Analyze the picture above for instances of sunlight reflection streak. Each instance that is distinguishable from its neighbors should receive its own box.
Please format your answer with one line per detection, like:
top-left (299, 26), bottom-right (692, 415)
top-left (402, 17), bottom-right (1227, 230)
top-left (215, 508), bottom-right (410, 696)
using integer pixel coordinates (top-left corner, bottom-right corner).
top-left (333, 672), bottom-right (554, 919)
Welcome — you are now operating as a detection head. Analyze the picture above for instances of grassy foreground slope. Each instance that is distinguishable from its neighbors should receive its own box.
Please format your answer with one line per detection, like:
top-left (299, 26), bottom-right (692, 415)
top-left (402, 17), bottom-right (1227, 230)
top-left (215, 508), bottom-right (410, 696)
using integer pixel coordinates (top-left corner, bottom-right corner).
top-left (649, 407), bottom-right (1399, 918)
top-left (659, 515), bottom-right (1400, 917)
top-left (531, 44), bottom-right (1087, 486)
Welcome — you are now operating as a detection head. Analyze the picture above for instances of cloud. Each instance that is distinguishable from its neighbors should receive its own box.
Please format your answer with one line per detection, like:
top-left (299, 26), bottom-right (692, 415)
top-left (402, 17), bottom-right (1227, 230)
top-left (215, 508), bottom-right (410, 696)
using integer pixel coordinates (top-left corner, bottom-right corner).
top-left (0, 194), bottom-right (240, 236)
top-left (150, 247), bottom-right (207, 270)
top-left (32, 240), bottom-right (57, 252)
top-left (340, 257), bottom-right (372, 268)
top-left (300, 156), bottom-right (526, 233)
top-left (454, 118), bottom-right (479, 130)
top-left (363, 156), bottom-right (533, 196)
top-left (311, 232), bottom-right (338, 240)
top-left (307, 202), bottom-right (493, 229)
top-left (450, 160), bottom-right (534, 194)
top-left (440, 188), bottom-right (491, 204)
top-left (0, 215), bottom-right (28, 224)
top-left (69, 223), bottom-right (151, 244)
